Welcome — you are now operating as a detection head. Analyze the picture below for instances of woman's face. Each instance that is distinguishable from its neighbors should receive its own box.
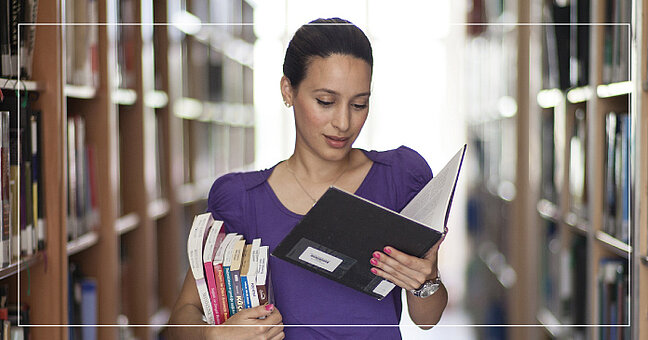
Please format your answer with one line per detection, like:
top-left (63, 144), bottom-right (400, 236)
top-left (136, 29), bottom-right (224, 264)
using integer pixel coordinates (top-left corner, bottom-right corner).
top-left (282, 54), bottom-right (372, 161)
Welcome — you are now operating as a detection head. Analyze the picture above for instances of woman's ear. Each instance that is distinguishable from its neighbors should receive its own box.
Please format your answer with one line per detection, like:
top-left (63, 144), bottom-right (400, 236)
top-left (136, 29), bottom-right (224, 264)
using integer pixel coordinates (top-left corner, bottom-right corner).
top-left (280, 76), bottom-right (294, 107)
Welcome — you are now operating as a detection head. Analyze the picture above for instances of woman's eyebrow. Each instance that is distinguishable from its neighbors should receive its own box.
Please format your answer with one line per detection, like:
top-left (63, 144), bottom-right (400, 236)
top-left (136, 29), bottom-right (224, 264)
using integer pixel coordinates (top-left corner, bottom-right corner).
top-left (313, 88), bottom-right (371, 97)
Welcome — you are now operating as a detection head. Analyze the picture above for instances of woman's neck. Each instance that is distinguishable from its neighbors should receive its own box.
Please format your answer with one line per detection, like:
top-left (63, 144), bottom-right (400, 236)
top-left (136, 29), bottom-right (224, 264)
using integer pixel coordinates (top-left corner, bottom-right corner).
top-left (287, 147), bottom-right (354, 184)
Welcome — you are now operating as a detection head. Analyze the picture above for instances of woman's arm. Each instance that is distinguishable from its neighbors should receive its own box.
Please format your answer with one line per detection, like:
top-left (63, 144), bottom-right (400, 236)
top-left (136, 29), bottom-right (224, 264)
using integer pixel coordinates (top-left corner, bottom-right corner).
top-left (167, 270), bottom-right (285, 340)
top-left (369, 238), bottom-right (447, 329)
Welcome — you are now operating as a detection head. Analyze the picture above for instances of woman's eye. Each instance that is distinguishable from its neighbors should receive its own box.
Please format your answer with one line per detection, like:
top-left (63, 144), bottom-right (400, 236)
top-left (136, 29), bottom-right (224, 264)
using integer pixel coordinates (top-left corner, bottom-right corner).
top-left (352, 103), bottom-right (368, 110)
top-left (317, 99), bottom-right (334, 106)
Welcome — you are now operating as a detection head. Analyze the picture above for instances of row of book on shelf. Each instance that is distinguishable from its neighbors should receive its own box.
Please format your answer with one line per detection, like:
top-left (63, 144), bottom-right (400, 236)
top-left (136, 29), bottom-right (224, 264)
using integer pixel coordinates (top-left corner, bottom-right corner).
top-left (0, 285), bottom-right (29, 340)
top-left (0, 93), bottom-right (45, 269)
top-left (0, 0), bottom-right (39, 79)
top-left (66, 115), bottom-right (99, 242)
top-left (542, 0), bottom-right (630, 90)
top-left (68, 262), bottom-right (97, 340)
top-left (188, 212), bottom-right (273, 325)
top-left (604, 112), bottom-right (630, 244)
top-left (598, 258), bottom-right (630, 340)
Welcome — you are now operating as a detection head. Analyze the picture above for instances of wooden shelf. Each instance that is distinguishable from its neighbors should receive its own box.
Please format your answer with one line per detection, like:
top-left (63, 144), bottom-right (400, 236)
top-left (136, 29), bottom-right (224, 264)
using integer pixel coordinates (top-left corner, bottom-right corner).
top-left (144, 90), bottom-right (169, 109)
top-left (149, 307), bottom-right (171, 333)
top-left (537, 199), bottom-right (560, 222)
top-left (0, 78), bottom-right (44, 92)
top-left (537, 308), bottom-right (566, 338)
top-left (0, 253), bottom-right (43, 281)
top-left (564, 212), bottom-right (590, 236)
top-left (64, 84), bottom-right (97, 99)
top-left (177, 178), bottom-right (213, 205)
top-left (566, 86), bottom-right (593, 103)
top-left (595, 231), bottom-right (631, 258)
top-left (597, 81), bottom-right (632, 98)
top-left (148, 198), bottom-right (170, 220)
top-left (536, 88), bottom-right (564, 109)
top-left (477, 242), bottom-right (516, 289)
top-left (67, 231), bottom-right (100, 256)
top-left (112, 88), bottom-right (138, 105)
top-left (116, 213), bottom-right (140, 236)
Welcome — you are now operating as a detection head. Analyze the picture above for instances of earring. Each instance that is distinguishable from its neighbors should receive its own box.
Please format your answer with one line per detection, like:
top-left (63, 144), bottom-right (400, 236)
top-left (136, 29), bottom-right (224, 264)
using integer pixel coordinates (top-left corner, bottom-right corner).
top-left (284, 101), bottom-right (292, 108)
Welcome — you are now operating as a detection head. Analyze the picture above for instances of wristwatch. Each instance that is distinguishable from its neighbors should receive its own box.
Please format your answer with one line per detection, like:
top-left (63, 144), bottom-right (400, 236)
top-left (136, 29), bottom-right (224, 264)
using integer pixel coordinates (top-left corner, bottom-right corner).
top-left (410, 276), bottom-right (442, 298)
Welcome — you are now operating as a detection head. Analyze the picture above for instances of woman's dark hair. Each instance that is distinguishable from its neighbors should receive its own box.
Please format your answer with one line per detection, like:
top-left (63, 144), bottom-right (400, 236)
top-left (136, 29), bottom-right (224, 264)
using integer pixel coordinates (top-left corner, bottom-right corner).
top-left (283, 18), bottom-right (373, 89)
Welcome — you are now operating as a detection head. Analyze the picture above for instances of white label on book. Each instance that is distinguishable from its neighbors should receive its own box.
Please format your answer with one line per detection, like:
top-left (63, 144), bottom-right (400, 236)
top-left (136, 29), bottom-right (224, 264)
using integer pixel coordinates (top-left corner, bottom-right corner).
top-left (298, 247), bottom-right (343, 272)
top-left (373, 280), bottom-right (395, 297)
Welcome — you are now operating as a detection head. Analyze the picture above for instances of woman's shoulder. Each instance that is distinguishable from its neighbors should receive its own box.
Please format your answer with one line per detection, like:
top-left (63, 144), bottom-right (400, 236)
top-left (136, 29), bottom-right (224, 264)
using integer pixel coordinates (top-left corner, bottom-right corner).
top-left (363, 145), bottom-right (432, 177)
top-left (208, 168), bottom-right (273, 198)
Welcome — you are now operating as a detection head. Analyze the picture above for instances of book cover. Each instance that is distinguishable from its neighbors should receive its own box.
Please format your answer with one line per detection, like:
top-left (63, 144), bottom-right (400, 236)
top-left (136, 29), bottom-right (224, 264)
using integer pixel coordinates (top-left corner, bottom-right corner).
top-left (202, 220), bottom-right (225, 324)
top-left (239, 244), bottom-right (252, 308)
top-left (0, 111), bottom-right (9, 267)
top-left (223, 234), bottom-right (243, 316)
top-left (228, 239), bottom-right (246, 313)
top-left (212, 233), bottom-right (239, 321)
top-left (272, 145), bottom-right (466, 299)
top-left (187, 212), bottom-right (216, 325)
top-left (80, 278), bottom-right (97, 340)
top-left (245, 238), bottom-right (261, 307)
top-left (256, 245), bottom-right (269, 305)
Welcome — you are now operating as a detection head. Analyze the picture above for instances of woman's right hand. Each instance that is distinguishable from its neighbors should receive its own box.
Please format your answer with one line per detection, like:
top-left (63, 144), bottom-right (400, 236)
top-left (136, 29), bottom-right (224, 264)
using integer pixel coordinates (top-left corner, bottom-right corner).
top-left (203, 304), bottom-right (285, 340)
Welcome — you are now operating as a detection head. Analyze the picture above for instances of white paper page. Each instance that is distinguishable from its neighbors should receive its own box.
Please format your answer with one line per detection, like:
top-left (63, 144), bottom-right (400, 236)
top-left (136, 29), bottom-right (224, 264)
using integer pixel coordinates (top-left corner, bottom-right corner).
top-left (399, 145), bottom-right (466, 233)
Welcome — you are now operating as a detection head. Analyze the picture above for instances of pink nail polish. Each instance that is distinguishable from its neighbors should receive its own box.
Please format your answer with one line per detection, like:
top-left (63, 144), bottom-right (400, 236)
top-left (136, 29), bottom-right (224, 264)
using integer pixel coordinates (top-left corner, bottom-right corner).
top-left (371, 268), bottom-right (378, 274)
top-left (384, 247), bottom-right (392, 254)
top-left (370, 258), bottom-right (378, 265)
top-left (373, 252), bottom-right (381, 259)
top-left (265, 304), bottom-right (274, 311)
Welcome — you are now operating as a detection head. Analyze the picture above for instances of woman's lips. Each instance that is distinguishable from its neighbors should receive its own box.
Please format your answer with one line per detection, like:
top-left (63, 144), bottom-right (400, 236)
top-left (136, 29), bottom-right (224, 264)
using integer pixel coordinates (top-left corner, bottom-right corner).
top-left (324, 135), bottom-right (349, 148)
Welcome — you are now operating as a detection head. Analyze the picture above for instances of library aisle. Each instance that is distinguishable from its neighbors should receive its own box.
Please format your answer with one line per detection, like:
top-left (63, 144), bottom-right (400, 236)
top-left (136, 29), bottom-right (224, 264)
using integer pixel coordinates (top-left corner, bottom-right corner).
top-left (0, 0), bottom-right (647, 339)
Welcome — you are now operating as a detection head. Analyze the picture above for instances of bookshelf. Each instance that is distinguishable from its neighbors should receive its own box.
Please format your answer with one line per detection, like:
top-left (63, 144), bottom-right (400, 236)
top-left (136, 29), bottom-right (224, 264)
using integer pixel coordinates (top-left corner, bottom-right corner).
top-left (0, 0), bottom-right (257, 339)
top-left (465, 0), bottom-right (643, 339)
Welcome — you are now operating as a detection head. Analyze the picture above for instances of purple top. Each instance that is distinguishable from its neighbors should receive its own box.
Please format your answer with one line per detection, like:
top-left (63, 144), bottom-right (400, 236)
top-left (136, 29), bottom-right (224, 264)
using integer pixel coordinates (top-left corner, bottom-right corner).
top-left (207, 146), bottom-right (433, 339)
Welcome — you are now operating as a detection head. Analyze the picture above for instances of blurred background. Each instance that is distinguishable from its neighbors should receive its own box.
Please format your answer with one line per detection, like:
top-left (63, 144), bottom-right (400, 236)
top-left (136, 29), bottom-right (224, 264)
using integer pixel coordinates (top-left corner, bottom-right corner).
top-left (0, 0), bottom-right (644, 339)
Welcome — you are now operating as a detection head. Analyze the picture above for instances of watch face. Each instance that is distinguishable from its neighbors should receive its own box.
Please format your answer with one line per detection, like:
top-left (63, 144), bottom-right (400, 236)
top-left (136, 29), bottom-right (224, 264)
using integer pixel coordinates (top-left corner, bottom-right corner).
top-left (418, 283), bottom-right (440, 298)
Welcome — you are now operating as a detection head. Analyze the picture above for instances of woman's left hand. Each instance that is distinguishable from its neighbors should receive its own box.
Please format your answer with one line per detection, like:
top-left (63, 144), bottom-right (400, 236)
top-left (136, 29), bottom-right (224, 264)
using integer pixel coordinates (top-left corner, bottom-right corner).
top-left (369, 236), bottom-right (444, 291)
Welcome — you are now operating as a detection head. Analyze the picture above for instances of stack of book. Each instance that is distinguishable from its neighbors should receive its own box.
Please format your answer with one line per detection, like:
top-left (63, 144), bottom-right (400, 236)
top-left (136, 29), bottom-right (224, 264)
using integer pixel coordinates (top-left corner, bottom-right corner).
top-left (0, 284), bottom-right (30, 340)
top-left (598, 259), bottom-right (629, 339)
top-left (66, 115), bottom-right (99, 242)
top-left (0, 93), bottom-right (45, 269)
top-left (188, 212), bottom-right (273, 325)
top-left (0, 0), bottom-right (40, 79)
top-left (603, 112), bottom-right (630, 243)
top-left (67, 262), bottom-right (97, 340)
top-left (64, 0), bottom-right (98, 87)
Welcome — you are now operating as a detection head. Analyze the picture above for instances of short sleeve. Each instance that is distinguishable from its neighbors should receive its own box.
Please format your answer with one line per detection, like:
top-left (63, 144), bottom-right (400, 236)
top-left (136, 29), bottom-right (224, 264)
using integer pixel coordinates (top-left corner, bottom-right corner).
top-left (393, 146), bottom-right (433, 211)
top-left (206, 173), bottom-right (246, 234)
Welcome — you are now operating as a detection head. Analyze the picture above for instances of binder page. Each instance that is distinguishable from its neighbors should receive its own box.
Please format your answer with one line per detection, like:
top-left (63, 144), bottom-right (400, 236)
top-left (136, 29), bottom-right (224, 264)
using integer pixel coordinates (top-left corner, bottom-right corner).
top-left (399, 145), bottom-right (466, 233)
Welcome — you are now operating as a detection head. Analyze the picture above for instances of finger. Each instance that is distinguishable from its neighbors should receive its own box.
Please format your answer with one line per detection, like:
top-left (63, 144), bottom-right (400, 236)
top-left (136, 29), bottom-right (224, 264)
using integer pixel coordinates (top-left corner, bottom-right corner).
top-left (370, 265), bottom-right (419, 291)
top-left (260, 308), bottom-right (283, 325)
top-left (371, 254), bottom-right (423, 289)
top-left (238, 304), bottom-right (275, 320)
top-left (374, 249), bottom-right (435, 281)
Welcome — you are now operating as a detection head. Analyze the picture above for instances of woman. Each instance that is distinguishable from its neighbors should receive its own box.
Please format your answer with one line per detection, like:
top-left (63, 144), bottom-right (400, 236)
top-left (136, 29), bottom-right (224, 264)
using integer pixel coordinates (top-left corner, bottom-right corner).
top-left (168, 18), bottom-right (447, 339)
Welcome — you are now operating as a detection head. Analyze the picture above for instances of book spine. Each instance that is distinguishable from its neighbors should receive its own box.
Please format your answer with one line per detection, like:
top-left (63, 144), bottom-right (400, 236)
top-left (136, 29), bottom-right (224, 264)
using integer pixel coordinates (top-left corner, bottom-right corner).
top-left (240, 275), bottom-right (251, 309)
top-left (223, 265), bottom-right (236, 316)
top-left (0, 112), bottom-right (9, 267)
top-left (187, 213), bottom-right (215, 325)
top-left (230, 269), bottom-right (244, 313)
top-left (214, 263), bottom-right (229, 320)
top-left (256, 284), bottom-right (268, 306)
top-left (203, 262), bottom-right (223, 324)
top-left (80, 278), bottom-right (97, 340)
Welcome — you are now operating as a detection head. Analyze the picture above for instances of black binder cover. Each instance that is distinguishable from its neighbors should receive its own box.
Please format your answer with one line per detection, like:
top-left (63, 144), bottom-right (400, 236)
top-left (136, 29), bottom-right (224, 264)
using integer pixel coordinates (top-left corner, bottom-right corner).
top-left (271, 187), bottom-right (443, 300)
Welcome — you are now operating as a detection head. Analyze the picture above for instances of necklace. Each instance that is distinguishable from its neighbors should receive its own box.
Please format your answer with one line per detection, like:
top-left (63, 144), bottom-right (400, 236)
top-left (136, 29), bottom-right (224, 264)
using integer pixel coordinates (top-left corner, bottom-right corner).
top-left (285, 160), bottom-right (349, 206)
